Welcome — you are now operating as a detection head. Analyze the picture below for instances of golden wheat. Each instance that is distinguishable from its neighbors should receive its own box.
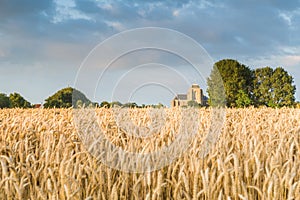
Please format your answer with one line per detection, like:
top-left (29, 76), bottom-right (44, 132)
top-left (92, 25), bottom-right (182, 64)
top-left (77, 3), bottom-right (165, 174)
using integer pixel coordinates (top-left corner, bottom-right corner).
top-left (0, 107), bottom-right (299, 199)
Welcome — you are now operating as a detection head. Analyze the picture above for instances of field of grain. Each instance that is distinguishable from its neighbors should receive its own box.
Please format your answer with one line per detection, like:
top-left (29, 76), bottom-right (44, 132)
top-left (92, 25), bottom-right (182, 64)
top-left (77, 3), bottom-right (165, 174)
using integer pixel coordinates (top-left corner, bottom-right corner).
top-left (0, 108), bottom-right (300, 199)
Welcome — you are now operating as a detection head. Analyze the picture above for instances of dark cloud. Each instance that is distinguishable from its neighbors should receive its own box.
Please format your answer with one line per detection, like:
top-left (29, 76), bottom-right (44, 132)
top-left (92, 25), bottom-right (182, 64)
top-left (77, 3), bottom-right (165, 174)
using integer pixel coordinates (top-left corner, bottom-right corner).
top-left (160, 0), bottom-right (299, 58)
top-left (0, 0), bottom-right (300, 103)
top-left (0, 0), bottom-right (54, 19)
top-left (0, 0), bottom-right (299, 61)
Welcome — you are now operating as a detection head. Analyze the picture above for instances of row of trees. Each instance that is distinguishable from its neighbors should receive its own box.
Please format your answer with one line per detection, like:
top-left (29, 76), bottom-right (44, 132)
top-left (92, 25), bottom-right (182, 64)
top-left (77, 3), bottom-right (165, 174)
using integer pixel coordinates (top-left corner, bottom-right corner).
top-left (1, 59), bottom-right (297, 109)
top-left (100, 101), bottom-right (165, 108)
top-left (207, 59), bottom-right (296, 108)
top-left (0, 87), bottom-right (166, 109)
top-left (44, 87), bottom-right (165, 108)
top-left (0, 93), bottom-right (31, 108)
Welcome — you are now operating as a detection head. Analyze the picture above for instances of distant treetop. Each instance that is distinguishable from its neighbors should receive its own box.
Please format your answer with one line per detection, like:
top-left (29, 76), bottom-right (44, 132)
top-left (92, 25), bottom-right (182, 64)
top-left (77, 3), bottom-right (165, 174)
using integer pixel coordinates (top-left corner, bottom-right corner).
top-left (43, 87), bottom-right (91, 108)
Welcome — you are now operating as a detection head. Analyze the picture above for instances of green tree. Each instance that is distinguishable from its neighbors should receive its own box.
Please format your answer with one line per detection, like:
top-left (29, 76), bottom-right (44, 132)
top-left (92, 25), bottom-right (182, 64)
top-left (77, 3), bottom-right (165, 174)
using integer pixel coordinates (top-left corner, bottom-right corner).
top-left (207, 59), bottom-right (253, 107)
top-left (235, 90), bottom-right (253, 108)
top-left (44, 87), bottom-right (91, 108)
top-left (253, 67), bottom-right (296, 107)
top-left (0, 93), bottom-right (11, 108)
top-left (253, 67), bottom-right (273, 106)
top-left (9, 93), bottom-right (31, 108)
top-left (157, 103), bottom-right (165, 108)
top-left (122, 102), bottom-right (138, 108)
top-left (100, 101), bottom-right (110, 108)
top-left (110, 101), bottom-right (122, 107)
top-left (206, 65), bottom-right (226, 107)
top-left (271, 67), bottom-right (296, 107)
top-left (150, 103), bottom-right (165, 108)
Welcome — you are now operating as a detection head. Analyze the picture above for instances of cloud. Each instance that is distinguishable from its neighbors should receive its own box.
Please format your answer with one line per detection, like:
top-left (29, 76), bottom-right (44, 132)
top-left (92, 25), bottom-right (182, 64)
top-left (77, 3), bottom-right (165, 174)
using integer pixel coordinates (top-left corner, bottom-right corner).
top-left (104, 21), bottom-right (126, 31)
top-left (0, 0), bottom-right (53, 18)
top-left (239, 51), bottom-right (300, 101)
top-left (1, 0), bottom-right (300, 103)
top-left (51, 0), bottom-right (93, 24)
top-left (279, 12), bottom-right (292, 26)
top-left (1, 0), bottom-right (298, 60)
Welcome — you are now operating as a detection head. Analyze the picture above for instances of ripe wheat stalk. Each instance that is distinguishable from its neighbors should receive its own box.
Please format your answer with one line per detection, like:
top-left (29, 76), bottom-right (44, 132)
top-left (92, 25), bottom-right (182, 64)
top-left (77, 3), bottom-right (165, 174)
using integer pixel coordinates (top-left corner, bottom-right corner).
top-left (0, 107), bottom-right (299, 199)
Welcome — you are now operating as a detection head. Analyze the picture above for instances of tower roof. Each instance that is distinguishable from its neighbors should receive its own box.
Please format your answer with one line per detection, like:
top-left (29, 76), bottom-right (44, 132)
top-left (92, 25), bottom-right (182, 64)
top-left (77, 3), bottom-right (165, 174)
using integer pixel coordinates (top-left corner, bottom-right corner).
top-left (191, 84), bottom-right (200, 88)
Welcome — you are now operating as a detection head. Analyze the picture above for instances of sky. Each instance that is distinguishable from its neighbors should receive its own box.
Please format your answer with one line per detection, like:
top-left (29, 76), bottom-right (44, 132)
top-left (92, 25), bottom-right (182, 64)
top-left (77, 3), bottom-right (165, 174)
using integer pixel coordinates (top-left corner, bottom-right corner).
top-left (1, 0), bottom-right (300, 105)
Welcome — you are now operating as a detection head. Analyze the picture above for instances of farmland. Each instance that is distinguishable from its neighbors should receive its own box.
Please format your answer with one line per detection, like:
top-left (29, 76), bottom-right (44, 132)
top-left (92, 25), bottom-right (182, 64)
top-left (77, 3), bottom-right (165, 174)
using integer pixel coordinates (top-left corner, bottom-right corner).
top-left (0, 108), bottom-right (300, 199)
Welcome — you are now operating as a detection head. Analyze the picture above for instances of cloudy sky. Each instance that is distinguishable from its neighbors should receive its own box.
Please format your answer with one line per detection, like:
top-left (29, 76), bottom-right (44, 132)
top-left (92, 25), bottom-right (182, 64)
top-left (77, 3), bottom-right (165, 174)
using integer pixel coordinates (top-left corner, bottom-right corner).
top-left (1, 0), bottom-right (300, 105)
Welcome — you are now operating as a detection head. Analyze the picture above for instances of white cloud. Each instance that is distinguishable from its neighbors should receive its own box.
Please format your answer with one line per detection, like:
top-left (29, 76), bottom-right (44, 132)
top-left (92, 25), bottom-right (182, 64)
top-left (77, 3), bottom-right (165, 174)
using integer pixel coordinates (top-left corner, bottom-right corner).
top-left (137, 9), bottom-right (146, 17)
top-left (51, 0), bottom-right (93, 23)
top-left (104, 21), bottom-right (126, 31)
top-left (278, 8), bottom-right (300, 28)
top-left (98, 2), bottom-right (113, 11)
top-left (277, 55), bottom-right (300, 67)
top-left (243, 53), bottom-right (300, 69)
top-left (173, 10), bottom-right (180, 17)
top-left (279, 12), bottom-right (292, 26)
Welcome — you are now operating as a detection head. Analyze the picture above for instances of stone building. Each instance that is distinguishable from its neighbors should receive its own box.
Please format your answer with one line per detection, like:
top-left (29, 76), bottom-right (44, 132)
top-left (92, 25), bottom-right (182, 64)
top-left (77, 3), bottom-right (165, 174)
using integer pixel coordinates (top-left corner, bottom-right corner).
top-left (171, 84), bottom-right (206, 107)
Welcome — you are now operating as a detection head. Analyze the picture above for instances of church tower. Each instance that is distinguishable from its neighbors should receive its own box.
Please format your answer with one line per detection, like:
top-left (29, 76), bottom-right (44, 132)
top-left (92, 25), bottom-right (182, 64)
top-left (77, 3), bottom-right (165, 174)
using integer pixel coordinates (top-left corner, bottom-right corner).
top-left (171, 84), bottom-right (205, 107)
top-left (187, 84), bottom-right (203, 104)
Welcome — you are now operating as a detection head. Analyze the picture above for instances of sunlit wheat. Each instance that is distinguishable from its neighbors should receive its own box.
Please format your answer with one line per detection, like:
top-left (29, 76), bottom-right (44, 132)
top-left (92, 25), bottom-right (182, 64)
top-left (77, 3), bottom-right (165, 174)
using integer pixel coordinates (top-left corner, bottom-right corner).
top-left (0, 107), bottom-right (299, 199)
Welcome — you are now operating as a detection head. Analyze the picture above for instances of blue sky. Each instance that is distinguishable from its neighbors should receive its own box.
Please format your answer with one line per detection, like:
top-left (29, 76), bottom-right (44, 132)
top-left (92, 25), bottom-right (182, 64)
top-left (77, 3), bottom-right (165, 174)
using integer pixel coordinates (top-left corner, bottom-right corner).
top-left (1, 0), bottom-right (300, 105)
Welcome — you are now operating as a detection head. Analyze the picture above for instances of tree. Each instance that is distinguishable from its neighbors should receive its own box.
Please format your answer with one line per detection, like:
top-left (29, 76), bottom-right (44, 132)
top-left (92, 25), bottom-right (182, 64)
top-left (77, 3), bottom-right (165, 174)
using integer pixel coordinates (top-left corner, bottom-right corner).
top-left (156, 103), bottom-right (165, 108)
top-left (100, 101), bottom-right (110, 108)
top-left (271, 67), bottom-right (296, 107)
top-left (9, 93), bottom-right (31, 108)
top-left (150, 103), bottom-right (165, 108)
top-left (110, 101), bottom-right (122, 108)
top-left (206, 64), bottom-right (226, 107)
top-left (44, 87), bottom-right (91, 108)
top-left (235, 90), bottom-right (253, 108)
top-left (122, 102), bottom-right (138, 108)
top-left (253, 67), bottom-right (296, 107)
top-left (253, 67), bottom-right (273, 106)
top-left (207, 59), bottom-right (253, 107)
top-left (0, 93), bottom-right (10, 108)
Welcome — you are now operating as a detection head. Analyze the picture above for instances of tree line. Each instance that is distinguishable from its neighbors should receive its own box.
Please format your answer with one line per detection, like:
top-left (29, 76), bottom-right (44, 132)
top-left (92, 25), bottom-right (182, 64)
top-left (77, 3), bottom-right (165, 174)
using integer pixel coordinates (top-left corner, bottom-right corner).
top-left (0, 59), bottom-right (298, 109)
top-left (0, 93), bottom-right (31, 108)
top-left (0, 87), bottom-right (166, 109)
top-left (207, 59), bottom-right (297, 108)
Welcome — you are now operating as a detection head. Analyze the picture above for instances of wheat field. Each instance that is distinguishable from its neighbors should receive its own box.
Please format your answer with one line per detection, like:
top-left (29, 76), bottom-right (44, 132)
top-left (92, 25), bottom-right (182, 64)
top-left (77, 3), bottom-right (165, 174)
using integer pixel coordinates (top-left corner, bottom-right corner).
top-left (0, 108), bottom-right (300, 200)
